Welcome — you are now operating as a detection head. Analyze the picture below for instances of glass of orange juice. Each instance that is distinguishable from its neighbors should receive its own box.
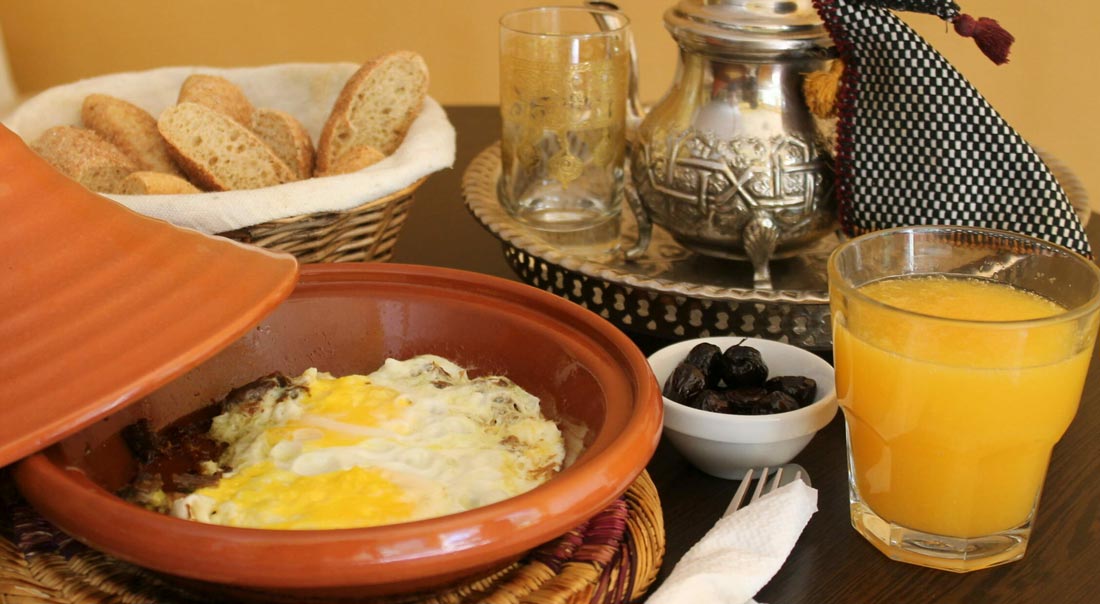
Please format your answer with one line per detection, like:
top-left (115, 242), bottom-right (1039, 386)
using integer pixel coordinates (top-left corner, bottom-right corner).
top-left (828, 225), bottom-right (1100, 572)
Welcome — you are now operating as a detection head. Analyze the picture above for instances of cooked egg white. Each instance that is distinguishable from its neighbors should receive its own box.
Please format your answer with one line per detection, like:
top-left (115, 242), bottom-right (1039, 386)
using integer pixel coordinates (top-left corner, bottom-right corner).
top-left (173, 355), bottom-right (565, 530)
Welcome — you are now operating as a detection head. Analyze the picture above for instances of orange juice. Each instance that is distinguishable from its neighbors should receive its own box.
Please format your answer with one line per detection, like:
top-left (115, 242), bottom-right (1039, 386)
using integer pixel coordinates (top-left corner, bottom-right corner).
top-left (834, 276), bottom-right (1091, 538)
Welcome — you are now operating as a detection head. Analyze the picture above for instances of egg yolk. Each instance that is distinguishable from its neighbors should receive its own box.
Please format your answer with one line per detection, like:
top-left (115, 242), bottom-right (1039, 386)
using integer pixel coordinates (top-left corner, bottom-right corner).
top-left (264, 377), bottom-right (408, 448)
top-left (195, 461), bottom-right (415, 529)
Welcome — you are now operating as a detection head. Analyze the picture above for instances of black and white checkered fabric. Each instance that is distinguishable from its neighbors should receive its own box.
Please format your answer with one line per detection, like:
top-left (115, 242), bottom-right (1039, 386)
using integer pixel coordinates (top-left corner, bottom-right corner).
top-left (814, 0), bottom-right (1092, 257)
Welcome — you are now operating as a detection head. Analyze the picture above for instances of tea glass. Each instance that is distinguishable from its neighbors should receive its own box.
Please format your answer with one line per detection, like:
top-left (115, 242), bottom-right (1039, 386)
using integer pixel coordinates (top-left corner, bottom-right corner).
top-left (498, 6), bottom-right (629, 249)
top-left (828, 225), bottom-right (1100, 572)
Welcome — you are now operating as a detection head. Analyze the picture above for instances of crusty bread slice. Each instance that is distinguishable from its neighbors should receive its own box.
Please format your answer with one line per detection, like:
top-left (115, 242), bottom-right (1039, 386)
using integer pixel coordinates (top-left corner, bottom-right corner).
top-left (158, 102), bottom-right (295, 191)
top-left (316, 144), bottom-right (386, 177)
top-left (119, 171), bottom-right (202, 195)
top-left (251, 108), bottom-right (314, 180)
top-left (31, 125), bottom-right (137, 193)
top-left (315, 51), bottom-right (428, 173)
top-left (177, 74), bottom-right (255, 126)
top-left (81, 93), bottom-right (183, 176)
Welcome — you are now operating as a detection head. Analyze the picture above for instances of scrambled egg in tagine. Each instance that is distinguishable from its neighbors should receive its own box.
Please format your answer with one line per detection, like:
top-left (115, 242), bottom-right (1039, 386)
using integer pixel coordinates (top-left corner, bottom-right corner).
top-left (152, 355), bottom-right (566, 530)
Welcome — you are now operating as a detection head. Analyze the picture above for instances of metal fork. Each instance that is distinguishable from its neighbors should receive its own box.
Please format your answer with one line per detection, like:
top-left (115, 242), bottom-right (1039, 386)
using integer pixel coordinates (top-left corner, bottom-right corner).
top-left (723, 464), bottom-right (809, 517)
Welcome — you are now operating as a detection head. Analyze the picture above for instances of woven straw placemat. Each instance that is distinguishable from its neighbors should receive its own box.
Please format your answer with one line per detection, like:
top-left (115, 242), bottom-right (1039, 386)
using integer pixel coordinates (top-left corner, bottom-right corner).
top-left (0, 469), bottom-right (663, 604)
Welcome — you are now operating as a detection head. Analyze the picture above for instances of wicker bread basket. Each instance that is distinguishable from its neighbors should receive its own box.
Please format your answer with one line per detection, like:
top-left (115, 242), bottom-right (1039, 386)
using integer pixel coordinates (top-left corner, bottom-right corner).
top-left (216, 177), bottom-right (424, 263)
top-left (3, 63), bottom-right (455, 263)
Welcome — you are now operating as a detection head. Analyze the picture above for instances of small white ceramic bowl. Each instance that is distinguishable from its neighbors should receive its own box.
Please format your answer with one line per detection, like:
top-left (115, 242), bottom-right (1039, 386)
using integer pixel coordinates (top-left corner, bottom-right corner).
top-left (648, 336), bottom-right (837, 479)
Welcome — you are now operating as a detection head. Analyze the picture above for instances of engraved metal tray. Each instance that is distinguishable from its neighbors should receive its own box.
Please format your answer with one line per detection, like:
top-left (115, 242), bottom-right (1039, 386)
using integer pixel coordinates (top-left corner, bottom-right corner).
top-left (462, 144), bottom-right (1091, 351)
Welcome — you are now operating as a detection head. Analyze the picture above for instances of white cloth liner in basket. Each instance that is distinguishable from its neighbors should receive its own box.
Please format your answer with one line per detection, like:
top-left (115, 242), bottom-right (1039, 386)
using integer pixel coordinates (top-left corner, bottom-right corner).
top-left (2, 62), bottom-right (456, 235)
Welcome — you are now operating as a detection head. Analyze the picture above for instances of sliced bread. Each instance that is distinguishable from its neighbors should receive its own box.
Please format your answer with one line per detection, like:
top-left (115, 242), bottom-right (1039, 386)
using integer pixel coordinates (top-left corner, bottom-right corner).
top-left (177, 74), bottom-right (255, 126)
top-left (81, 93), bottom-right (182, 176)
top-left (316, 144), bottom-right (386, 177)
top-left (251, 108), bottom-right (314, 180)
top-left (315, 50), bottom-right (428, 173)
top-left (31, 125), bottom-right (137, 194)
top-left (158, 102), bottom-right (295, 191)
top-left (119, 171), bottom-right (202, 195)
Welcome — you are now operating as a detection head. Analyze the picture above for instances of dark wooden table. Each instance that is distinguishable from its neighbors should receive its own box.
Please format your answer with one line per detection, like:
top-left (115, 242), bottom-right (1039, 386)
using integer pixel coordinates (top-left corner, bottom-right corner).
top-left (394, 106), bottom-right (1100, 603)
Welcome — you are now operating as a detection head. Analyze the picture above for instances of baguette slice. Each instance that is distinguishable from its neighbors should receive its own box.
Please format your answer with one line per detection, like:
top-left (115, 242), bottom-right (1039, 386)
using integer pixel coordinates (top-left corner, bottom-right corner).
top-left (31, 125), bottom-right (137, 194)
top-left (120, 171), bottom-right (202, 195)
top-left (316, 50), bottom-right (428, 173)
top-left (158, 102), bottom-right (295, 191)
top-left (251, 108), bottom-right (314, 180)
top-left (177, 74), bottom-right (255, 126)
top-left (316, 144), bottom-right (386, 177)
top-left (81, 93), bottom-right (182, 176)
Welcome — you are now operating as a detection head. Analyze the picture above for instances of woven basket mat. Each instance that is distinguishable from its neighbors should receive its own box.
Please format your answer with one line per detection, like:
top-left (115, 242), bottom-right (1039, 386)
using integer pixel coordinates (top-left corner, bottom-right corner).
top-left (0, 469), bottom-right (664, 604)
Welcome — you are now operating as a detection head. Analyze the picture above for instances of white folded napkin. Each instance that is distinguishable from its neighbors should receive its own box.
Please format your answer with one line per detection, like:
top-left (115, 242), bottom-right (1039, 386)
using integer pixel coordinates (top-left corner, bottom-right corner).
top-left (647, 479), bottom-right (818, 604)
top-left (2, 63), bottom-right (456, 234)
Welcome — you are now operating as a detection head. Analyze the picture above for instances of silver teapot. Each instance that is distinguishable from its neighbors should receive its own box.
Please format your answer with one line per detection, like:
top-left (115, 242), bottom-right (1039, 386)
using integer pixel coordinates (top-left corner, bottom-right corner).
top-left (622, 0), bottom-right (837, 289)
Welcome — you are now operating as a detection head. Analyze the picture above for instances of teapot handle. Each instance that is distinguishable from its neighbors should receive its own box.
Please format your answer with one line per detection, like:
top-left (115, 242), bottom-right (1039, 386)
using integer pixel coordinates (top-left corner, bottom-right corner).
top-left (586, 1), bottom-right (651, 260)
top-left (584, 1), bottom-right (645, 126)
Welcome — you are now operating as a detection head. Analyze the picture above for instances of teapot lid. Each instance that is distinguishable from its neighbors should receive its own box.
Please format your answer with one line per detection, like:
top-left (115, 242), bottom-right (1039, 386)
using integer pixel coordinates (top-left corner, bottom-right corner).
top-left (665, 0), bottom-right (833, 56)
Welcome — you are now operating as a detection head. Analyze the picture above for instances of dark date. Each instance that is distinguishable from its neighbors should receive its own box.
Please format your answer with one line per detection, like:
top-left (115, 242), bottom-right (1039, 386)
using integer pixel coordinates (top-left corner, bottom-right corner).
top-left (663, 341), bottom-right (818, 416)
top-left (765, 375), bottom-right (817, 407)
top-left (663, 363), bottom-right (707, 402)
top-left (683, 342), bottom-right (723, 388)
top-left (718, 343), bottom-right (768, 388)
top-left (690, 389), bottom-right (732, 413)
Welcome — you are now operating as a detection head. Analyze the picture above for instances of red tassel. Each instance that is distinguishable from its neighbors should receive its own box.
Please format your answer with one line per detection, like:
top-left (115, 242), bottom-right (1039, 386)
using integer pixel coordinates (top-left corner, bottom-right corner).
top-left (953, 14), bottom-right (1015, 65)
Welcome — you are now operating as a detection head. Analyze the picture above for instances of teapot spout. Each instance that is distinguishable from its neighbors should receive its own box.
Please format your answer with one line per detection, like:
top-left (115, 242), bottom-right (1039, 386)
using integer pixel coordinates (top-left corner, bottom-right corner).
top-left (585, 1), bottom-right (645, 126)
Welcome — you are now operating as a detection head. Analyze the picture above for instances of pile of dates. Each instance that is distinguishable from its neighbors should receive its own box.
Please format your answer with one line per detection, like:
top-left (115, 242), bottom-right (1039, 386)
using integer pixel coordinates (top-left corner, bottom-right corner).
top-left (663, 341), bottom-right (817, 415)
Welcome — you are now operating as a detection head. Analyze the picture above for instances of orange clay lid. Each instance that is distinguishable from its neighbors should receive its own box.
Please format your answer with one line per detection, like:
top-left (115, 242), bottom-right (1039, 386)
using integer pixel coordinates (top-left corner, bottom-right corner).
top-left (0, 124), bottom-right (298, 468)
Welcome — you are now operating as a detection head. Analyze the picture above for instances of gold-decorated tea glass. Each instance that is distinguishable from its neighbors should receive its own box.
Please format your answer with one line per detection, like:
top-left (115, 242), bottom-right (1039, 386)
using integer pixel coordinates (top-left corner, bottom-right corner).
top-left (499, 6), bottom-right (629, 248)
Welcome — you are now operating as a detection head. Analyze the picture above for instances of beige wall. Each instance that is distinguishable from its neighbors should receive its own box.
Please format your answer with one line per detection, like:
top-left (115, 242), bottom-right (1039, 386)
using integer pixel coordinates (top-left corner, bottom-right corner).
top-left (1, 0), bottom-right (1097, 209)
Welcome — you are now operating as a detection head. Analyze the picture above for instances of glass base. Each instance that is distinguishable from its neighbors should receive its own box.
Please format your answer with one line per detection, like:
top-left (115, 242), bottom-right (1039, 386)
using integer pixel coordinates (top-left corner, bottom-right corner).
top-left (849, 500), bottom-right (1029, 572)
top-left (506, 205), bottom-right (623, 254)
